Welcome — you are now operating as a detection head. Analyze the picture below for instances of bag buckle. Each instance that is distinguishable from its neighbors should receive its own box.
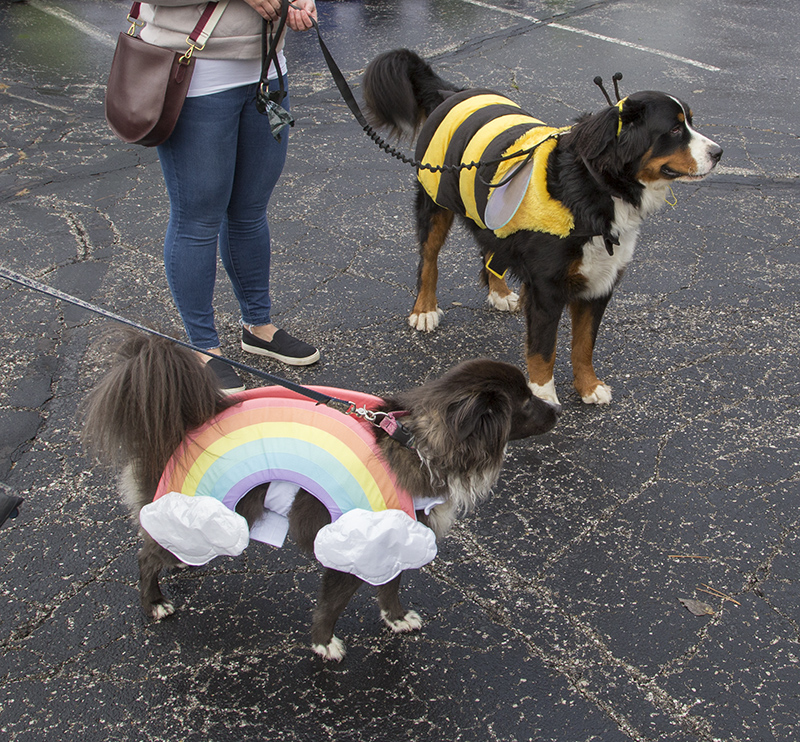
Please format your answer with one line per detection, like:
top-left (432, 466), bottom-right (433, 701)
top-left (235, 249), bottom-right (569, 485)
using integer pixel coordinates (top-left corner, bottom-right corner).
top-left (126, 16), bottom-right (144, 36)
top-left (179, 38), bottom-right (204, 65)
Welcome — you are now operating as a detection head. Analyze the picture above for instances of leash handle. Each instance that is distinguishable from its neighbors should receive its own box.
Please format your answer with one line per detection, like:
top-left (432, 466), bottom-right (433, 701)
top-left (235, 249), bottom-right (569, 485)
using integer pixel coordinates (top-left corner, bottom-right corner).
top-left (260, 0), bottom-right (289, 103)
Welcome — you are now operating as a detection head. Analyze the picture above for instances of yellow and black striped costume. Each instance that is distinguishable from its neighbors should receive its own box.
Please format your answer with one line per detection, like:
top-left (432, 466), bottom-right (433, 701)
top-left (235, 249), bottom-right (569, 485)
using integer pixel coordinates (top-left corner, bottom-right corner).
top-left (415, 89), bottom-right (574, 239)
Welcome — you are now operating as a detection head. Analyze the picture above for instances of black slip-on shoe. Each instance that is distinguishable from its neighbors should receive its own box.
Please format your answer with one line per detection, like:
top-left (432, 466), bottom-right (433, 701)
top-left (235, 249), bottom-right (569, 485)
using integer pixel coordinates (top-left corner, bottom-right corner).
top-left (205, 356), bottom-right (246, 394)
top-left (241, 327), bottom-right (320, 366)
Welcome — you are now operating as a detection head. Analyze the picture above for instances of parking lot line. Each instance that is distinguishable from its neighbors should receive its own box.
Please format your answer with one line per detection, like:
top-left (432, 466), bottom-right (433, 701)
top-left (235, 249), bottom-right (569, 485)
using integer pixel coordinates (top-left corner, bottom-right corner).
top-left (460, 0), bottom-right (721, 72)
top-left (27, 0), bottom-right (117, 48)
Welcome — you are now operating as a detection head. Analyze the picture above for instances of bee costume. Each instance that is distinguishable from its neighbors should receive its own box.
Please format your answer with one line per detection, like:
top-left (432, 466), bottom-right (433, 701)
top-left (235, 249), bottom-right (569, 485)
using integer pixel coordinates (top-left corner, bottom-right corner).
top-left (415, 89), bottom-right (574, 237)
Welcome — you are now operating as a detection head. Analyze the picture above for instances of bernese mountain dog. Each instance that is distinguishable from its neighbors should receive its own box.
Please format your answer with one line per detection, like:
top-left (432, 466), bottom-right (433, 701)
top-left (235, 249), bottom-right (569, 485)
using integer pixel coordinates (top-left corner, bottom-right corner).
top-left (363, 49), bottom-right (722, 408)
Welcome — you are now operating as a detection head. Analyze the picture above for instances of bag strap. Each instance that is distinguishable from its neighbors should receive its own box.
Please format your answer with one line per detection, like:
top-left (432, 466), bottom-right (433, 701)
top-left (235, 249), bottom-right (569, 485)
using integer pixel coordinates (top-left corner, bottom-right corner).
top-left (126, 2), bottom-right (231, 63)
top-left (189, 2), bottom-right (230, 52)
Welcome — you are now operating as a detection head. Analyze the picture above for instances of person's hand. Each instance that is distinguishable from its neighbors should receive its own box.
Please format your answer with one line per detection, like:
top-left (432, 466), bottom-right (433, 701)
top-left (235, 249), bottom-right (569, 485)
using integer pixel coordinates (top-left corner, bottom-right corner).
top-left (287, 0), bottom-right (317, 31)
top-left (243, 0), bottom-right (283, 21)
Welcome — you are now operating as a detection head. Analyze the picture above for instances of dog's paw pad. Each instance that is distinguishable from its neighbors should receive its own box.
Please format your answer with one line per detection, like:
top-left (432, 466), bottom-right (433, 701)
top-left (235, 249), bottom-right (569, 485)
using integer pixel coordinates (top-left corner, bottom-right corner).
top-left (151, 601), bottom-right (175, 621)
top-left (382, 609), bottom-right (423, 633)
top-left (487, 290), bottom-right (519, 312)
top-left (409, 308), bottom-right (443, 332)
top-left (312, 636), bottom-right (346, 662)
top-left (581, 384), bottom-right (612, 405)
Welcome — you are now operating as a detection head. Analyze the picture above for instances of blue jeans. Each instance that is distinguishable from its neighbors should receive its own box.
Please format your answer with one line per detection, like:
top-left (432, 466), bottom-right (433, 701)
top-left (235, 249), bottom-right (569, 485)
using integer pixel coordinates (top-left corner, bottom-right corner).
top-left (157, 78), bottom-right (289, 350)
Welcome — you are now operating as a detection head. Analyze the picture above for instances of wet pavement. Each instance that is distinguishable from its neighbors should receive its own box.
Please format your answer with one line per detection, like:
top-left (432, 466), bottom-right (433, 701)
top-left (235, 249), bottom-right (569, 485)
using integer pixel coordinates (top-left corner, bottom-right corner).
top-left (1, 1), bottom-right (799, 740)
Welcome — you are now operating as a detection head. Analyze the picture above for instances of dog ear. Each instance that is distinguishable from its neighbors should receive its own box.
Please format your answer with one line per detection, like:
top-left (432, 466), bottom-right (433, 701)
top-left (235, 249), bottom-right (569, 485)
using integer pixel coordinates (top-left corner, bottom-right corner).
top-left (567, 106), bottom-right (620, 162)
top-left (568, 98), bottom-right (649, 173)
top-left (447, 389), bottom-right (513, 453)
top-left (614, 98), bottom-right (649, 163)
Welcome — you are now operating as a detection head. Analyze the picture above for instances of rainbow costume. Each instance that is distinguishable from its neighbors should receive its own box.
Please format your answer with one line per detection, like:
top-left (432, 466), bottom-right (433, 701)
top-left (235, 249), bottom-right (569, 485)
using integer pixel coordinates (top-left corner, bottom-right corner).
top-left (139, 386), bottom-right (438, 585)
top-left (415, 89), bottom-right (574, 237)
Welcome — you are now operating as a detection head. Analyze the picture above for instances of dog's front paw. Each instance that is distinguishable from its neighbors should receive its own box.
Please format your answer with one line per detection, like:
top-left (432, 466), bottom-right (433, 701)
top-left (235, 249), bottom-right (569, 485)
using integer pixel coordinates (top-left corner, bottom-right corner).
top-left (312, 635), bottom-right (346, 662)
top-left (381, 609), bottom-right (422, 633)
top-left (487, 290), bottom-right (519, 313)
top-left (528, 380), bottom-right (561, 409)
top-left (409, 308), bottom-right (443, 332)
top-left (581, 383), bottom-right (612, 405)
top-left (150, 600), bottom-right (175, 621)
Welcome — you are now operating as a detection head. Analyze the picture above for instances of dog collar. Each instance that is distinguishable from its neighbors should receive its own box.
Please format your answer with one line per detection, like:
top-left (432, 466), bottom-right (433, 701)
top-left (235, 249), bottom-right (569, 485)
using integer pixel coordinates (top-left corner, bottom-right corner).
top-left (376, 410), bottom-right (415, 449)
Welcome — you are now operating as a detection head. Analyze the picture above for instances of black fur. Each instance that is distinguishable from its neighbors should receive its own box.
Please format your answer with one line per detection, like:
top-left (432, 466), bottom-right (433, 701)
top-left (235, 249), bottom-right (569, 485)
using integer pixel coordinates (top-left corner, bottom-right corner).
top-left (82, 332), bottom-right (558, 660)
top-left (363, 49), bottom-right (722, 407)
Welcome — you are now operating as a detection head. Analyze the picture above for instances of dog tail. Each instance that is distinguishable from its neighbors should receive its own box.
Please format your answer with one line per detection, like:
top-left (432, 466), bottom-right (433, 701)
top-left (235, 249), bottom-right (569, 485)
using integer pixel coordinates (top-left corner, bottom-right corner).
top-left (81, 329), bottom-right (231, 495)
top-left (363, 48), bottom-right (459, 140)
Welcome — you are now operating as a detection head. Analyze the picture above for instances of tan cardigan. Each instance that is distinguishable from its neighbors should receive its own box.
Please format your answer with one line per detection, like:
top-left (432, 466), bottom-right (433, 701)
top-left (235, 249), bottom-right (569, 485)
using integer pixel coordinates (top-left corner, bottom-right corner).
top-left (139, 1), bottom-right (285, 61)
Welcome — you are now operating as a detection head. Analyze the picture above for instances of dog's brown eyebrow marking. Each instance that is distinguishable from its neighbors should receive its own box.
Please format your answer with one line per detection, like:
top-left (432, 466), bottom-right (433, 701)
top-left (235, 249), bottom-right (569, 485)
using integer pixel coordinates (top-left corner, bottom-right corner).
top-left (677, 112), bottom-right (685, 123)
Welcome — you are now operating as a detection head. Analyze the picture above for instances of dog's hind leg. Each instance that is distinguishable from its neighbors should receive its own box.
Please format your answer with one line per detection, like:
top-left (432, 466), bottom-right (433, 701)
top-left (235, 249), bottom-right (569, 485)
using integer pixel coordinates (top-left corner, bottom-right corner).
top-left (311, 569), bottom-right (364, 661)
top-left (138, 533), bottom-right (181, 620)
top-left (409, 193), bottom-right (453, 332)
top-left (377, 573), bottom-right (422, 633)
top-left (570, 296), bottom-right (612, 405)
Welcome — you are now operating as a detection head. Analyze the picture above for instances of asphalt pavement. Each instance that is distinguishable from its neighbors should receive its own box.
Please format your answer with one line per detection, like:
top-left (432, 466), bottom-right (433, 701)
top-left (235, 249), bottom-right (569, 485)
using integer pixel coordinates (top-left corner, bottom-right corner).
top-left (1, 1), bottom-right (799, 741)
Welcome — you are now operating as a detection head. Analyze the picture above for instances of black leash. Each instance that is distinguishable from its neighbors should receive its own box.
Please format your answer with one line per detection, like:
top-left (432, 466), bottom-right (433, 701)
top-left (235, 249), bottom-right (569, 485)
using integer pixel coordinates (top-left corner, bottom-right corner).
top-left (0, 266), bottom-right (415, 448)
top-left (255, 0), bottom-right (296, 138)
top-left (292, 0), bottom-right (559, 180)
top-left (0, 266), bottom-right (341, 406)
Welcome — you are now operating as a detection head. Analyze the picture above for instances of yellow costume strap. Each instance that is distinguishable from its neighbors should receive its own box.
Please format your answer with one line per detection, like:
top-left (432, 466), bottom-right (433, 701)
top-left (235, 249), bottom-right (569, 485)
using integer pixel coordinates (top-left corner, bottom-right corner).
top-left (616, 97), bottom-right (629, 137)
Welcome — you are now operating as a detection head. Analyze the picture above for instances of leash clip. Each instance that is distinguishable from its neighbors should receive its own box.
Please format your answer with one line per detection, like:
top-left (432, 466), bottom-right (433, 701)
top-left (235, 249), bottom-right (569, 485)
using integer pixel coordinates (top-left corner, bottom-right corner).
top-left (346, 404), bottom-right (416, 450)
top-left (352, 405), bottom-right (377, 422)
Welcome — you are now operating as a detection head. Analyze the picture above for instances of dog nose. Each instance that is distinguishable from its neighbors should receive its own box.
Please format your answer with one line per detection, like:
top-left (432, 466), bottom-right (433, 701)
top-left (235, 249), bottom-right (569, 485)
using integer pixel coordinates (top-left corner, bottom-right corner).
top-left (709, 144), bottom-right (723, 164)
top-left (545, 399), bottom-right (563, 416)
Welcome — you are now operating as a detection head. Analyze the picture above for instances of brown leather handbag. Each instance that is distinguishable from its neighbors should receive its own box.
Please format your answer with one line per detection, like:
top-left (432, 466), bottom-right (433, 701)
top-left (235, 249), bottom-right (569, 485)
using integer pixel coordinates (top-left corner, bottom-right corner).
top-left (105, 2), bottom-right (228, 146)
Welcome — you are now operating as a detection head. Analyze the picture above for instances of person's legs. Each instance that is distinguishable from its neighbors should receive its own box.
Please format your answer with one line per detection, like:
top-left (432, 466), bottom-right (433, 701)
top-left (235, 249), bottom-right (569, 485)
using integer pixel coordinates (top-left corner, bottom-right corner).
top-left (219, 79), bottom-right (319, 365)
top-left (157, 89), bottom-right (243, 350)
top-left (218, 78), bottom-right (289, 329)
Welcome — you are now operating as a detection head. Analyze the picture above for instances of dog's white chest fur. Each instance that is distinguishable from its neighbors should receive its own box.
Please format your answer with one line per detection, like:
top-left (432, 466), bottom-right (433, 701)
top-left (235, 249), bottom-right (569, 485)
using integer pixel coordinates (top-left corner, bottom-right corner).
top-left (577, 188), bottom-right (667, 299)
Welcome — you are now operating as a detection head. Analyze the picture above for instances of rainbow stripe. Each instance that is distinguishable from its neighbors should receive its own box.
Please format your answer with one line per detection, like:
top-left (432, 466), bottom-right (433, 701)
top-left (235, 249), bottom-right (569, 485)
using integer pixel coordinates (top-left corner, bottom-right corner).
top-left (154, 386), bottom-right (415, 521)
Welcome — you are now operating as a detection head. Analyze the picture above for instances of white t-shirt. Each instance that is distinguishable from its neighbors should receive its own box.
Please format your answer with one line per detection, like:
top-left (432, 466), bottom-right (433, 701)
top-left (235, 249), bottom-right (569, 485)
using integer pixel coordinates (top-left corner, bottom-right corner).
top-left (187, 52), bottom-right (287, 97)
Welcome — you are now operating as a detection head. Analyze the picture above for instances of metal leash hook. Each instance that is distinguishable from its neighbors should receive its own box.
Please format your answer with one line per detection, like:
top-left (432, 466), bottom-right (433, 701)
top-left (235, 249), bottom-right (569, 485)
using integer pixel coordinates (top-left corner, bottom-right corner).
top-left (350, 406), bottom-right (416, 449)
